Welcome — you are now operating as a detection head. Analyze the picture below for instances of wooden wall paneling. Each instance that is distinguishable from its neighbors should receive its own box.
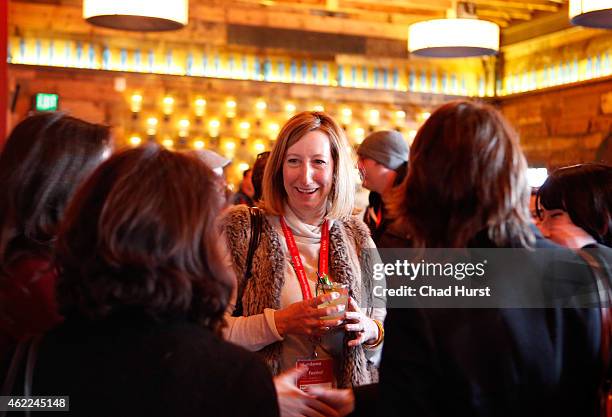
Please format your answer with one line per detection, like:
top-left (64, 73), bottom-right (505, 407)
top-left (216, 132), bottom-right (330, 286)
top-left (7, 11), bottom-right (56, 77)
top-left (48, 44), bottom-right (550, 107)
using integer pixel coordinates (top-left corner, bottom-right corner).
top-left (498, 75), bottom-right (612, 168)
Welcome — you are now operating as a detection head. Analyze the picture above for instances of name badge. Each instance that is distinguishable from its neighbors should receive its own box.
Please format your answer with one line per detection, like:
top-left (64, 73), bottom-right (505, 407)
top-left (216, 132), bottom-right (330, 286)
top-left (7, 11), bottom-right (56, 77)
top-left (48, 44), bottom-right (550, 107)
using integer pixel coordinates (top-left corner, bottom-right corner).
top-left (295, 358), bottom-right (334, 390)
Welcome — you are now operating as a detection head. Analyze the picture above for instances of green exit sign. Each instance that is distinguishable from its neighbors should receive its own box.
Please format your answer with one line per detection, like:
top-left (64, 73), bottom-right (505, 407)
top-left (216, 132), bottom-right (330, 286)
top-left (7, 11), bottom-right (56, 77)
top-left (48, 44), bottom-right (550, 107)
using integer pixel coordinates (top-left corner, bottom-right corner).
top-left (34, 93), bottom-right (59, 111)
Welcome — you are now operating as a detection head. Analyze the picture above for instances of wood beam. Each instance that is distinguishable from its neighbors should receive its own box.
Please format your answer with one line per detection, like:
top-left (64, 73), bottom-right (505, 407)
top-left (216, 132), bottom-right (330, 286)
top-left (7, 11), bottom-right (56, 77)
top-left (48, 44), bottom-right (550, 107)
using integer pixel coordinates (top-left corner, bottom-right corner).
top-left (9, 2), bottom-right (412, 42)
top-left (472, 0), bottom-right (560, 12)
top-left (501, 7), bottom-right (573, 45)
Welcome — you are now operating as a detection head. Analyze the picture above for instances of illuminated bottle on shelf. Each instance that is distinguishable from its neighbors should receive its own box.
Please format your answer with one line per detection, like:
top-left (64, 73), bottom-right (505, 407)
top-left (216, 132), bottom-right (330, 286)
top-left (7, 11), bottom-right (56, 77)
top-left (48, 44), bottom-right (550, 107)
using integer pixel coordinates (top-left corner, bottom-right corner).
top-left (290, 60), bottom-right (297, 82)
top-left (102, 46), bottom-right (110, 70)
top-left (301, 61), bottom-right (308, 82)
top-left (393, 69), bottom-right (399, 90)
top-left (202, 54), bottom-right (208, 76)
top-left (242, 56), bottom-right (248, 78)
top-left (88, 44), bottom-right (95, 68)
top-left (278, 60), bottom-right (285, 82)
top-left (120, 48), bottom-right (127, 70)
top-left (263, 59), bottom-right (271, 81)
top-left (254, 57), bottom-right (261, 79)
top-left (134, 49), bottom-right (141, 71)
top-left (148, 50), bottom-right (154, 73)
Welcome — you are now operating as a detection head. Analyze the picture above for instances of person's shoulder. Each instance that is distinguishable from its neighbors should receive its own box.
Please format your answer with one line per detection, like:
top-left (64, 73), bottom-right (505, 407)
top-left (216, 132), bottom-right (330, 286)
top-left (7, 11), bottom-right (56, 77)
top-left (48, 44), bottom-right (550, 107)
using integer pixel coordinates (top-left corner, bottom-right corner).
top-left (340, 215), bottom-right (371, 235)
top-left (220, 204), bottom-right (251, 226)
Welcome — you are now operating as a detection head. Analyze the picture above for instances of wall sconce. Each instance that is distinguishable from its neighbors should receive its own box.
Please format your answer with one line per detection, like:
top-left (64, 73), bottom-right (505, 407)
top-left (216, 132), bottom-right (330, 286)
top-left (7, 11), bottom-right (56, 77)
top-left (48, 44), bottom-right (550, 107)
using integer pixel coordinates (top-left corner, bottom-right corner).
top-left (178, 118), bottom-right (190, 137)
top-left (162, 96), bottom-right (174, 116)
top-left (253, 140), bottom-right (266, 154)
top-left (353, 127), bottom-right (365, 144)
top-left (238, 121), bottom-right (250, 139)
top-left (225, 99), bottom-right (237, 118)
top-left (146, 117), bottom-right (158, 135)
top-left (340, 107), bottom-right (352, 125)
top-left (208, 119), bottom-right (220, 137)
top-left (285, 102), bottom-right (296, 118)
top-left (194, 97), bottom-right (206, 117)
top-left (255, 99), bottom-right (267, 119)
top-left (162, 137), bottom-right (174, 148)
top-left (129, 134), bottom-right (142, 146)
top-left (130, 93), bottom-right (143, 113)
top-left (408, 129), bottom-right (417, 145)
top-left (193, 139), bottom-right (205, 150)
top-left (267, 122), bottom-right (280, 139)
top-left (394, 110), bottom-right (406, 126)
top-left (237, 162), bottom-right (250, 172)
top-left (367, 109), bottom-right (380, 126)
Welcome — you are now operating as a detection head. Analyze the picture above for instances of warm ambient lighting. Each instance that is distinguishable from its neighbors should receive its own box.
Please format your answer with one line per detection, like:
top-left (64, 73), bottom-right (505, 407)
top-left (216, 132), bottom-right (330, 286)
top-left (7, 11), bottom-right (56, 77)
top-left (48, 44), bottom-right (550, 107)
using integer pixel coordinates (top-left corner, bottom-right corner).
top-left (194, 98), bottom-right (206, 117)
top-left (569, 0), bottom-right (612, 29)
top-left (408, 18), bottom-right (500, 57)
top-left (162, 96), bottom-right (174, 115)
top-left (129, 135), bottom-right (142, 146)
top-left (526, 168), bottom-right (548, 188)
top-left (130, 94), bottom-right (142, 112)
top-left (83, 0), bottom-right (188, 31)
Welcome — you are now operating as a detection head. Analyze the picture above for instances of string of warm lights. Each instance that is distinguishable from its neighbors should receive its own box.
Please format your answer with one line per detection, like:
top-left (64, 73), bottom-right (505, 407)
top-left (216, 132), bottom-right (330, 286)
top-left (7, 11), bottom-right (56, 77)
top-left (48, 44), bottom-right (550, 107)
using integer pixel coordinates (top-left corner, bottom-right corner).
top-left (124, 93), bottom-right (429, 168)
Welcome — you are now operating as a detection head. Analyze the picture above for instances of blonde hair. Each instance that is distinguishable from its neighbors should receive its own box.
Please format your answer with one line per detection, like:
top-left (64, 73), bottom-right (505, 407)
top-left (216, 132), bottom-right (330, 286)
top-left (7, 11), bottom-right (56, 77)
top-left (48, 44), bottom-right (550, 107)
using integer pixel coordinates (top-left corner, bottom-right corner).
top-left (262, 111), bottom-right (355, 220)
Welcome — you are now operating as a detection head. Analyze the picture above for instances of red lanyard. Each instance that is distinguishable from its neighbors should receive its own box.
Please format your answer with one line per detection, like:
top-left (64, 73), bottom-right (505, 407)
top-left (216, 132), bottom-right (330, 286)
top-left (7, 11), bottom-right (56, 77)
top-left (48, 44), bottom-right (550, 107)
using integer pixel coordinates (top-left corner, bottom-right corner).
top-left (279, 216), bottom-right (329, 300)
top-left (374, 207), bottom-right (382, 228)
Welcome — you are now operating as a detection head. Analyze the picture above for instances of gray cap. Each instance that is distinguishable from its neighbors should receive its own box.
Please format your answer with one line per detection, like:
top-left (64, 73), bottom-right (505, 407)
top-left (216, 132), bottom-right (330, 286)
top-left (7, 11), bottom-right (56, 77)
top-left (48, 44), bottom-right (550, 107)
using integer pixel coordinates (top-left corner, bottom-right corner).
top-left (193, 149), bottom-right (231, 170)
top-left (357, 130), bottom-right (409, 170)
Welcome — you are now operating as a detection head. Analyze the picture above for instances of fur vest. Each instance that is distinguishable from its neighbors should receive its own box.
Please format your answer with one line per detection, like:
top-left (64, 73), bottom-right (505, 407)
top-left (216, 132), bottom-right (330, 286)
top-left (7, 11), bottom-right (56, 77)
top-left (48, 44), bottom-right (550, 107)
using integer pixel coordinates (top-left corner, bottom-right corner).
top-left (222, 205), bottom-right (378, 387)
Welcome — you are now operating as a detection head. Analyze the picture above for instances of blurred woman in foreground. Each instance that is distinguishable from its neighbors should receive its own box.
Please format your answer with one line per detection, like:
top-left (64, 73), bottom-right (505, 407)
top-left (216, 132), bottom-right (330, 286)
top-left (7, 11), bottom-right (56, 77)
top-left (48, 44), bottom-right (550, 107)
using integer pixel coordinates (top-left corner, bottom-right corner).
top-left (29, 146), bottom-right (278, 417)
top-left (380, 100), bottom-right (605, 417)
top-left (0, 113), bottom-right (110, 355)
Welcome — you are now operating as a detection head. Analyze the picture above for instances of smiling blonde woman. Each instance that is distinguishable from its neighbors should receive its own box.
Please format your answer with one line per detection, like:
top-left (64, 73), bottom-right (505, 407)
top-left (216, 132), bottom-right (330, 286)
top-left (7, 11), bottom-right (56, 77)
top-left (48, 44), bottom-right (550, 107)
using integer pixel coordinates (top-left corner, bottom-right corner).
top-left (221, 112), bottom-right (385, 397)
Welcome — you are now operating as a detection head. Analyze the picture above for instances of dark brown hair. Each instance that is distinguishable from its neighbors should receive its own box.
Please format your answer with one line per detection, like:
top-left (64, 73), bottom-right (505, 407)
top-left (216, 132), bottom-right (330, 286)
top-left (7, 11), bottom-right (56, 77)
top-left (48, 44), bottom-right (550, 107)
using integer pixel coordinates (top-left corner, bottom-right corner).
top-left (391, 100), bottom-right (533, 248)
top-left (0, 112), bottom-right (110, 270)
top-left (252, 151), bottom-right (270, 202)
top-left (56, 146), bottom-right (232, 332)
top-left (536, 163), bottom-right (612, 246)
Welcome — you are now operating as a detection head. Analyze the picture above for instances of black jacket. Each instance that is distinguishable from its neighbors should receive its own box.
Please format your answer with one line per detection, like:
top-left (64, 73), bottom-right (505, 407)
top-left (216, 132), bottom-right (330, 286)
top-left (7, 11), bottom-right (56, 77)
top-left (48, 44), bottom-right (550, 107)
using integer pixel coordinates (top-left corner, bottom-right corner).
top-left (379, 234), bottom-right (607, 417)
top-left (22, 312), bottom-right (279, 417)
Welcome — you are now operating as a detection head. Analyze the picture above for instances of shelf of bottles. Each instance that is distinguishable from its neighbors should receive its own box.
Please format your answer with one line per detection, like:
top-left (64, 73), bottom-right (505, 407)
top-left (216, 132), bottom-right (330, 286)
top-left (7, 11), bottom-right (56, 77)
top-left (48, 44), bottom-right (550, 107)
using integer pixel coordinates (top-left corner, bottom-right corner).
top-left (501, 51), bottom-right (612, 95)
top-left (7, 36), bottom-right (486, 97)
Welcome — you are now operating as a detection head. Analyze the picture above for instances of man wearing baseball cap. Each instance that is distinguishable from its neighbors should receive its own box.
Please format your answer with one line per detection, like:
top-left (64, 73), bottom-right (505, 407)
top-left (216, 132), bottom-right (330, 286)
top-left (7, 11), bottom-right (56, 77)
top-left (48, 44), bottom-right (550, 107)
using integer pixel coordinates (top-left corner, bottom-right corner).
top-left (357, 130), bottom-right (409, 247)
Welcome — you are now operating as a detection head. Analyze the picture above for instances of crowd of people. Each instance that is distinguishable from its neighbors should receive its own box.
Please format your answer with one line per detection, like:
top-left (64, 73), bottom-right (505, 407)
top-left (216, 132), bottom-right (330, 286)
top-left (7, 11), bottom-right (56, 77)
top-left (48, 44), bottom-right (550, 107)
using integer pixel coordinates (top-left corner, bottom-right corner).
top-left (0, 100), bottom-right (611, 417)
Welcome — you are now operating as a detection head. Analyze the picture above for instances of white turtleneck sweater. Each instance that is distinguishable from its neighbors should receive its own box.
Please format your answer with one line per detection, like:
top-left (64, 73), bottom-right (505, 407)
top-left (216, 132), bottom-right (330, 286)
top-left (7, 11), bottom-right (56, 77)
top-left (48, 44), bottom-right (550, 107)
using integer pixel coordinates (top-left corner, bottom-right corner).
top-left (222, 205), bottom-right (385, 372)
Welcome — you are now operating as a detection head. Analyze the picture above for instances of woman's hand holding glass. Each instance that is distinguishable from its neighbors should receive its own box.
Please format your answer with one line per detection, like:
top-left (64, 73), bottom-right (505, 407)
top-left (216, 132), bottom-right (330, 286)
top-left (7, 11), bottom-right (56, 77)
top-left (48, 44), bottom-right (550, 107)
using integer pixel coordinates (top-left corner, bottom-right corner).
top-left (274, 292), bottom-right (346, 337)
top-left (344, 298), bottom-right (379, 347)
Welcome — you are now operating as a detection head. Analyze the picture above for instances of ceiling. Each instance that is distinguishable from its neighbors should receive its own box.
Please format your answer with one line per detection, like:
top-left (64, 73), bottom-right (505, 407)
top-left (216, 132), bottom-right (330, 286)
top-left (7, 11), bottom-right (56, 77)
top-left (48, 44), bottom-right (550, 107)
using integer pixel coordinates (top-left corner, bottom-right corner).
top-left (11, 0), bottom-right (576, 54)
top-left (226, 0), bottom-right (568, 28)
top-left (15, 0), bottom-right (569, 30)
